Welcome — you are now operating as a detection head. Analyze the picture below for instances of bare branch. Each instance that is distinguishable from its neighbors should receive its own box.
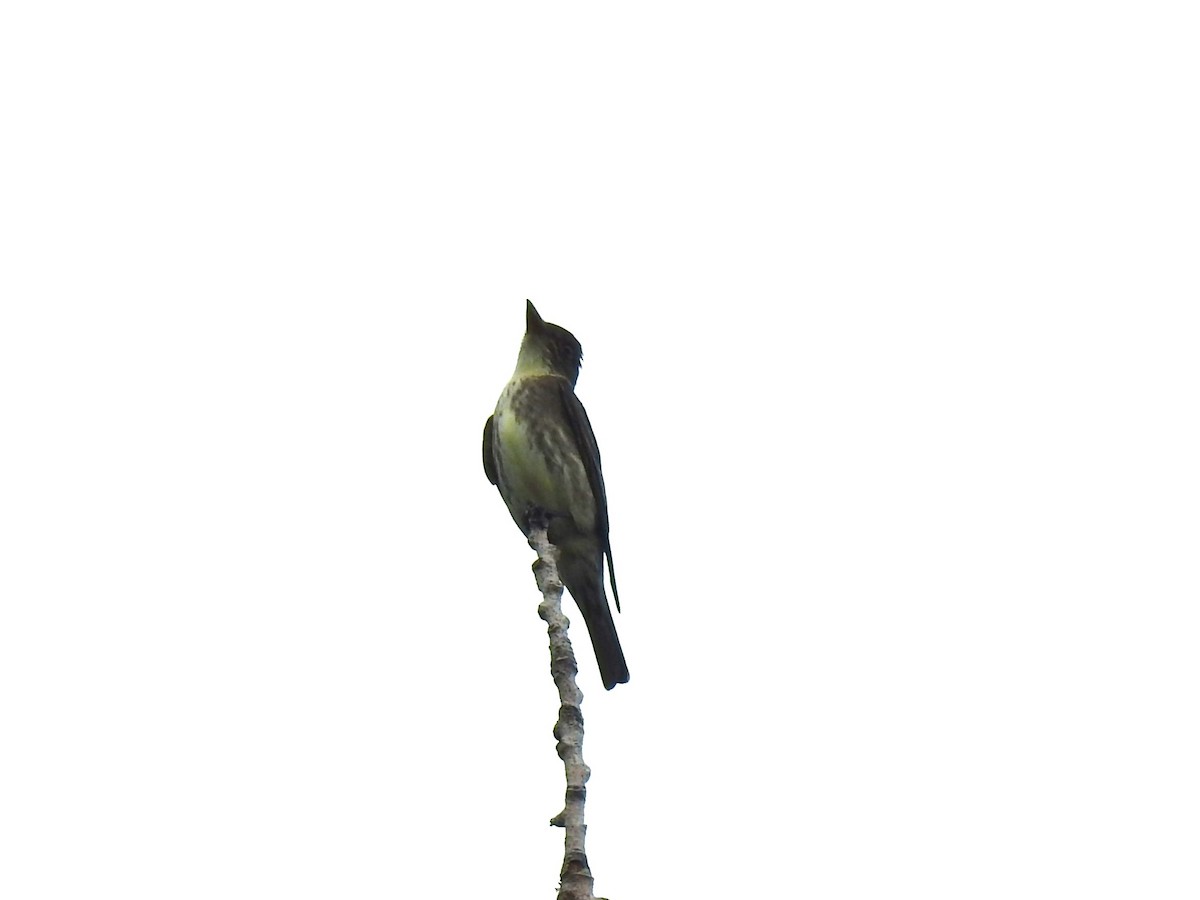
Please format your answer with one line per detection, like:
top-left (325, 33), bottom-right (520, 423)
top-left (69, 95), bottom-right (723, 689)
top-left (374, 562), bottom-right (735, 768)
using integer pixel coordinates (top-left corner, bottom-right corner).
top-left (528, 522), bottom-right (599, 900)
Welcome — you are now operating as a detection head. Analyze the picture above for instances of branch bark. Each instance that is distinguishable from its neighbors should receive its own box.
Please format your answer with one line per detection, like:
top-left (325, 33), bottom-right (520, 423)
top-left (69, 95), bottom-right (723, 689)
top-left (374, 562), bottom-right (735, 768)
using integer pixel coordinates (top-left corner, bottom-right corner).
top-left (527, 522), bottom-right (599, 900)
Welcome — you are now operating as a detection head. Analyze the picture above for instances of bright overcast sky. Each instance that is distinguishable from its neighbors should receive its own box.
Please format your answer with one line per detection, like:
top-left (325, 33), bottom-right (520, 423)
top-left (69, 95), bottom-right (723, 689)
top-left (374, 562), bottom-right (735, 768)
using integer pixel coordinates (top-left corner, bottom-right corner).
top-left (2, 3), bottom-right (1197, 898)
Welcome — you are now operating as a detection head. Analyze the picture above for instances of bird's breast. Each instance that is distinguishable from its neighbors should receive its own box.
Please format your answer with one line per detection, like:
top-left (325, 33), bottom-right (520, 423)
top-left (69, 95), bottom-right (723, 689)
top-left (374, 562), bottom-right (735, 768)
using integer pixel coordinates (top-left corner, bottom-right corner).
top-left (493, 378), bottom-right (593, 527)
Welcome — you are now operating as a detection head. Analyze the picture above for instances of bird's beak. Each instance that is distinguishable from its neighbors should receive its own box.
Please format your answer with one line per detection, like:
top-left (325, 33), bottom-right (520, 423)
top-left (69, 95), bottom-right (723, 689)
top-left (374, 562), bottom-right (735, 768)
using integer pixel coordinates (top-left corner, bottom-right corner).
top-left (526, 300), bottom-right (545, 334)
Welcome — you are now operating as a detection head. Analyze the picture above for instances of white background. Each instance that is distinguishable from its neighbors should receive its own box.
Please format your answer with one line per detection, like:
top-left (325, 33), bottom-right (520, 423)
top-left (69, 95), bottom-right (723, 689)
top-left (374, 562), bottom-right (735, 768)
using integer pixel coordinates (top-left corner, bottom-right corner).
top-left (2, 2), bottom-right (1197, 897)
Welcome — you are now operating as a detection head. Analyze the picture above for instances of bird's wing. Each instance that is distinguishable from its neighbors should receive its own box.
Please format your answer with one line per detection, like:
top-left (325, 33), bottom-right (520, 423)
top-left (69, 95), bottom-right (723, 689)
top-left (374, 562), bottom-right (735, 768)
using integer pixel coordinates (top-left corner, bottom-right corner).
top-left (556, 383), bottom-right (620, 612)
top-left (482, 414), bottom-right (498, 485)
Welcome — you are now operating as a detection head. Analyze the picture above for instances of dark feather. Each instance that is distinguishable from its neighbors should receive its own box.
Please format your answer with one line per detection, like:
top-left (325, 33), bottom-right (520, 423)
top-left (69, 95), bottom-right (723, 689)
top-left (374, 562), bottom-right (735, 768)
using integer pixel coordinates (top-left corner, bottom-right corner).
top-left (482, 414), bottom-right (498, 485)
top-left (556, 381), bottom-right (620, 612)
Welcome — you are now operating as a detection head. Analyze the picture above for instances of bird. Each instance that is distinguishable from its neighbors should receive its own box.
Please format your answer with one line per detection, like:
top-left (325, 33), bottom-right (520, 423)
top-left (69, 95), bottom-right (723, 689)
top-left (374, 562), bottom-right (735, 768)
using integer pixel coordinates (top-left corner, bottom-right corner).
top-left (482, 301), bottom-right (629, 690)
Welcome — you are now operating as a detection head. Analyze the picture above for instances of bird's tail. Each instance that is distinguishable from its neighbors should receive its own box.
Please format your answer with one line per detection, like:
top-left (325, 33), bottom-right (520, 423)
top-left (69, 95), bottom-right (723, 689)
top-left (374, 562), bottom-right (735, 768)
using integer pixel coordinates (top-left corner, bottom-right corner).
top-left (560, 560), bottom-right (629, 690)
top-left (584, 600), bottom-right (629, 691)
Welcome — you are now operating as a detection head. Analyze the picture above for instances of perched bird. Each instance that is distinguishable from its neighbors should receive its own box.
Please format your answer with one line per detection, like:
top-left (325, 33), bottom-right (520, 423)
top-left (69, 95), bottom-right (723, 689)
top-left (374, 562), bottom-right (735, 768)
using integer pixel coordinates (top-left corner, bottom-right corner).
top-left (483, 301), bottom-right (629, 690)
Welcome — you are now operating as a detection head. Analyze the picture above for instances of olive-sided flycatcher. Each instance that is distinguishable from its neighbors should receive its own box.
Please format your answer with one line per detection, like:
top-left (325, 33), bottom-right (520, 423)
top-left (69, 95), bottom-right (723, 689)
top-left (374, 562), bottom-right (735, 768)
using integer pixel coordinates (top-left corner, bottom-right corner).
top-left (482, 301), bottom-right (629, 690)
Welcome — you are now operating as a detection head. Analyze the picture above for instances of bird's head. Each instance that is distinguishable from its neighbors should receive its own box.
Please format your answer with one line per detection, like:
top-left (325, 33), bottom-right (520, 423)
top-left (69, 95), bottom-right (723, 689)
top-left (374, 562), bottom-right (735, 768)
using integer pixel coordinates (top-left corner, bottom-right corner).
top-left (518, 300), bottom-right (583, 385)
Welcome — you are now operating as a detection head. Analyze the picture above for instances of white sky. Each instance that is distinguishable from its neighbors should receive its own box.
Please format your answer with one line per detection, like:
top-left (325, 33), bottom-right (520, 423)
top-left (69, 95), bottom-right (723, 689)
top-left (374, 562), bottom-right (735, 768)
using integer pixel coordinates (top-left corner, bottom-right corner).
top-left (2, 3), bottom-right (1197, 898)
